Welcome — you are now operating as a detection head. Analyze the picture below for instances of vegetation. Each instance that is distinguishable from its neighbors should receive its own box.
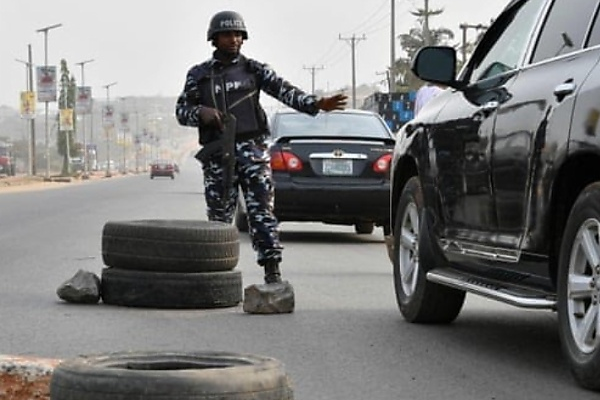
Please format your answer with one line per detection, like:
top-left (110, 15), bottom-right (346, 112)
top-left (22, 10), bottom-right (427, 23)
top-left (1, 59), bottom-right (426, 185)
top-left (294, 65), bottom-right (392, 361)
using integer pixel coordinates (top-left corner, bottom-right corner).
top-left (392, 3), bottom-right (482, 91)
top-left (57, 59), bottom-right (78, 176)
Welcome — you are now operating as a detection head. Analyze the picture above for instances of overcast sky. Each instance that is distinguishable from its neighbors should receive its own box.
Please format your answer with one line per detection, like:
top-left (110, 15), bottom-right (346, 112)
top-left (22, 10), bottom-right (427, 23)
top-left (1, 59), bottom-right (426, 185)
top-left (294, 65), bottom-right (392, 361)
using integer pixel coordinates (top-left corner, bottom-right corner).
top-left (1, 0), bottom-right (508, 110)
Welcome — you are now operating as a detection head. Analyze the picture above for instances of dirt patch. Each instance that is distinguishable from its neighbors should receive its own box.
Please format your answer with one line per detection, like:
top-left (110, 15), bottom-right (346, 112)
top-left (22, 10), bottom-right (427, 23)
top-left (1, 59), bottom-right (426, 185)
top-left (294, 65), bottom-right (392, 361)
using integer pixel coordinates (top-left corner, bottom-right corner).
top-left (0, 172), bottom-right (130, 193)
top-left (0, 355), bottom-right (61, 400)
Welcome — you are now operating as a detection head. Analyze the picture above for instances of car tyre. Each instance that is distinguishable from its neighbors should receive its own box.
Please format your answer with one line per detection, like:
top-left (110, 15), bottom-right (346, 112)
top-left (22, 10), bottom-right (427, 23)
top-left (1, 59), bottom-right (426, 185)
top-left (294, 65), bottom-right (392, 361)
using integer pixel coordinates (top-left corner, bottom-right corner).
top-left (557, 182), bottom-right (600, 391)
top-left (50, 351), bottom-right (294, 400)
top-left (354, 222), bottom-right (375, 235)
top-left (101, 268), bottom-right (242, 309)
top-left (102, 220), bottom-right (239, 272)
top-left (393, 176), bottom-right (465, 323)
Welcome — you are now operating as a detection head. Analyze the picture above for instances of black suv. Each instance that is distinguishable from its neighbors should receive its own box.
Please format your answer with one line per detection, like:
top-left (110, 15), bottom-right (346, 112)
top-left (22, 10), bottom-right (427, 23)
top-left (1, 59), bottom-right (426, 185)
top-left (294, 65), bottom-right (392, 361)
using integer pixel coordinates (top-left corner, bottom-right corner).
top-left (391, 0), bottom-right (600, 390)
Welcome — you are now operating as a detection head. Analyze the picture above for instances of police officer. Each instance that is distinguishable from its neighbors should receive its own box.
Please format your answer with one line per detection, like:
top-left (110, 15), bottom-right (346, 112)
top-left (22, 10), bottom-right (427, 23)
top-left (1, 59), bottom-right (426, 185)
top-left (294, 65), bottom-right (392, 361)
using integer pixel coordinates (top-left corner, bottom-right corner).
top-left (176, 10), bottom-right (347, 284)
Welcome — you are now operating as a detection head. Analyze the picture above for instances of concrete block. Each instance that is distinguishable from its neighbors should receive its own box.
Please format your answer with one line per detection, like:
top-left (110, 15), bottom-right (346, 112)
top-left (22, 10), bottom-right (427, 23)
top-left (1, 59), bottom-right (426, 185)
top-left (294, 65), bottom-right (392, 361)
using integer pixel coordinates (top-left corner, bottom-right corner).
top-left (243, 282), bottom-right (295, 314)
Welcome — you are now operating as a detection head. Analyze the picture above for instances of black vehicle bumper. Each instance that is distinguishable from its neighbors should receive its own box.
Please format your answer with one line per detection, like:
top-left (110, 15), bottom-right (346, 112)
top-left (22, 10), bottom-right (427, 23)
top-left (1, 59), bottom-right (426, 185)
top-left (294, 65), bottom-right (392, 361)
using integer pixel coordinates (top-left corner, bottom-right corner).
top-left (273, 181), bottom-right (390, 224)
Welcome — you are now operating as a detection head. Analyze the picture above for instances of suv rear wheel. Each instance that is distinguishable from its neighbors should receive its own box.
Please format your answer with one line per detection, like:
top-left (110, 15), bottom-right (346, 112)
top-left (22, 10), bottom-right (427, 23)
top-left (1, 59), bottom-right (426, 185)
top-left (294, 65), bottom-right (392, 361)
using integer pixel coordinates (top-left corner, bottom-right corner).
top-left (393, 176), bottom-right (465, 323)
top-left (558, 182), bottom-right (600, 390)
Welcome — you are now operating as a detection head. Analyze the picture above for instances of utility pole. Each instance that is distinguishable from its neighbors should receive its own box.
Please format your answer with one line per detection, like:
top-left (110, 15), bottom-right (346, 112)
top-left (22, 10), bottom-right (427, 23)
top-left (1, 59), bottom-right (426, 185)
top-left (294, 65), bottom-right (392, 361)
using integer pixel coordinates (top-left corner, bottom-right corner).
top-left (60, 70), bottom-right (70, 176)
top-left (15, 44), bottom-right (36, 175)
top-left (410, 0), bottom-right (442, 46)
top-left (339, 33), bottom-right (366, 109)
top-left (376, 70), bottom-right (391, 92)
top-left (75, 58), bottom-right (94, 179)
top-left (423, 0), bottom-right (431, 45)
top-left (103, 82), bottom-right (117, 178)
top-left (36, 23), bottom-right (62, 180)
top-left (459, 23), bottom-right (488, 64)
top-left (303, 65), bottom-right (324, 94)
top-left (390, 0), bottom-right (396, 93)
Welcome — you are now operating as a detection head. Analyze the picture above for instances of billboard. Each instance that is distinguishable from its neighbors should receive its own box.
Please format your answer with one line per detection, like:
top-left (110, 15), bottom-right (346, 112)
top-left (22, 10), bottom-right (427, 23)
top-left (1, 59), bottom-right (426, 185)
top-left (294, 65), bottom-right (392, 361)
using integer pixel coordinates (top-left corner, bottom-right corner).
top-left (60, 108), bottom-right (74, 131)
top-left (76, 86), bottom-right (92, 114)
top-left (36, 66), bottom-right (57, 102)
top-left (20, 91), bottom-right (36, 119)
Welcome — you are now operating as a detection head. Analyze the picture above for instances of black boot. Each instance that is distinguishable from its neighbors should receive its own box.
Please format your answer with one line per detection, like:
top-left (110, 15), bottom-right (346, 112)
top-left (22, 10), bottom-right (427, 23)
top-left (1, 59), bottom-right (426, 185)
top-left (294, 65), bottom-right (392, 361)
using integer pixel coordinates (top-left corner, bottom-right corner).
top-left (264, 260), bottom-right (282, 284)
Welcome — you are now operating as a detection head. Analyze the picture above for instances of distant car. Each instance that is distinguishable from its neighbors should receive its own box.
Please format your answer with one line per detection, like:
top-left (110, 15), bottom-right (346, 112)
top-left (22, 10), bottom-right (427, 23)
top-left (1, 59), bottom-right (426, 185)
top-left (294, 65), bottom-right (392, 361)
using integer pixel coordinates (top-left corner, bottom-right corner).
top-left (150, 160), bottom-right (175, 179)
top-left (235, 109), bottom-right (394, 234)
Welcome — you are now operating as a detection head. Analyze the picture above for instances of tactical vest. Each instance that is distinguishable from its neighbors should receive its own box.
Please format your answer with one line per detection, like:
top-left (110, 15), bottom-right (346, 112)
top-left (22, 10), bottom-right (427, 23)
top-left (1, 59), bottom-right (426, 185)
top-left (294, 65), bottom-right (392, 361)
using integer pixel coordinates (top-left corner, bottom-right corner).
top-left (196, 56), bottom-right (268, 144)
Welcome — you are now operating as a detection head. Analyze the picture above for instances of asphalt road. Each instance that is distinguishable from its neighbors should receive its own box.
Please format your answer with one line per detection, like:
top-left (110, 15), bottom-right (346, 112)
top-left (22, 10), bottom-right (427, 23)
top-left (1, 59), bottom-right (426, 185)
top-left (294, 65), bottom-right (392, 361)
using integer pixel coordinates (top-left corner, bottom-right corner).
top-left (0, 156), bottom-right (597, 399)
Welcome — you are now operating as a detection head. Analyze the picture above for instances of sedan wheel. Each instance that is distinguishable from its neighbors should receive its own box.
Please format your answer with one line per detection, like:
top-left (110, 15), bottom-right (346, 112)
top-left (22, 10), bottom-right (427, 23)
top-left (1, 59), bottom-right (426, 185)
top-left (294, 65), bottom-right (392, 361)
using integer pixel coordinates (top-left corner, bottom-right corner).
top-left (558, 182), bottom-right (600, 390)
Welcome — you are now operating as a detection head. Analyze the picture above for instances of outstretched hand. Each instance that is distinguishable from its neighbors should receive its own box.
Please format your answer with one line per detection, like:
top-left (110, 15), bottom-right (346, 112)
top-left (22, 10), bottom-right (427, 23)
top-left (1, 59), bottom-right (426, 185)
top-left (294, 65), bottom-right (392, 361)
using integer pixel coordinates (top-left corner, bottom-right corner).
top-left (316, 93), bottom-right (348, 112)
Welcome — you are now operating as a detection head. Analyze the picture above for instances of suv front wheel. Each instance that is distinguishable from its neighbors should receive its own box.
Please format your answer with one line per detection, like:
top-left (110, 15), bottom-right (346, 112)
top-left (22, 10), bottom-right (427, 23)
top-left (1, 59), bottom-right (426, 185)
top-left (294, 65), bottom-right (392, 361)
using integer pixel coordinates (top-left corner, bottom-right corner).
top-left (393, 176), bottom-right (465, 323)
top-left (558, 182), bottom-right (600, 390)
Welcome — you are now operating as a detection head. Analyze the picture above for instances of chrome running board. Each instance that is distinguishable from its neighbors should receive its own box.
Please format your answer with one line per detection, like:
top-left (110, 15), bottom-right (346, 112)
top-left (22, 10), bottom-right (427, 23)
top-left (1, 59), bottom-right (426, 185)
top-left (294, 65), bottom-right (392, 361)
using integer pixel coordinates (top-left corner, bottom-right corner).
top-left (427, 268), bottom-right (556, 310)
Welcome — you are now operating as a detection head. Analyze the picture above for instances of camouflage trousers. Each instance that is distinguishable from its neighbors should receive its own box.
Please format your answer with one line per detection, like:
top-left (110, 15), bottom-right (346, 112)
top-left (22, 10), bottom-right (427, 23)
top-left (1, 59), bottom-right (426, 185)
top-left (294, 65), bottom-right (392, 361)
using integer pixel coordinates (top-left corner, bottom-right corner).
top-left (201, 138), bottom-right (283, 266)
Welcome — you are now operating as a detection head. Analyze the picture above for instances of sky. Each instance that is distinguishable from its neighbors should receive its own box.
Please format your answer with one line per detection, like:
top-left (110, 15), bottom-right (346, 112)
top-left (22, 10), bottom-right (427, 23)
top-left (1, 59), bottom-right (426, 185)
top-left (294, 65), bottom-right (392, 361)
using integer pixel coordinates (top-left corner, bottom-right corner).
top-left (0, 0), bottom-right (509, 111)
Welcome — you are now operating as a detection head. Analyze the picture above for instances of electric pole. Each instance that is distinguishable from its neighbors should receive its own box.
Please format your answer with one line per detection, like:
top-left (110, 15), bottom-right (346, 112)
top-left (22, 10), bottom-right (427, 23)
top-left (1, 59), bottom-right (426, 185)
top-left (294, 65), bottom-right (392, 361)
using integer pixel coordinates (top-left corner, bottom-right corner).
top-left (410, 0), bottom-right (443, 46)
top-left (390, 0), bottom-right (396, 93)
top-left (376, 70), bottom-right (391, 93)
top-left (339, 33), bottom-right (366, 108)
top-left (75, 58), bottom-right (95, 179)
top-left (303, 65), bottom-right (324, 94)
top-left (459, 23), bottom-right (488, 63)
top-left (36, 23), bottom-right (63, 180)
top-left (15, 44), bottom-right (36, 175)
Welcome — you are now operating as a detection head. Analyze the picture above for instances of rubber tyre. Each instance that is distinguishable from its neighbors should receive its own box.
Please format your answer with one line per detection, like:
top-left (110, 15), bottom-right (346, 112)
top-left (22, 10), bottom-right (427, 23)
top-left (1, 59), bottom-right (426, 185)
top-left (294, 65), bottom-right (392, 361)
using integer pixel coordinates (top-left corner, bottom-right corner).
top-left (101, 268), bottom-right (242, 309)
top-left (393, 177), bottom-right (465, 323)
top-left (557, 182), bottom-right (600, 391)
top-left (354, 222), bottom-right (375, 235)
top-left (50, 351), bottom-right (294, 400)
top-left (102, 220), bottom-right (239, 272)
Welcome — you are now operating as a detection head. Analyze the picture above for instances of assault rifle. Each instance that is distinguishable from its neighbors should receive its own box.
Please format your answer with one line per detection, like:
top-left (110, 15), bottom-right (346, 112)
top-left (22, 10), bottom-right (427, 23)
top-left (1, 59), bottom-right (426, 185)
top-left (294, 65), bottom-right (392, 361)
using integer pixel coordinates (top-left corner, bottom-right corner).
top-left (194, 113), bottom-right (237, 207)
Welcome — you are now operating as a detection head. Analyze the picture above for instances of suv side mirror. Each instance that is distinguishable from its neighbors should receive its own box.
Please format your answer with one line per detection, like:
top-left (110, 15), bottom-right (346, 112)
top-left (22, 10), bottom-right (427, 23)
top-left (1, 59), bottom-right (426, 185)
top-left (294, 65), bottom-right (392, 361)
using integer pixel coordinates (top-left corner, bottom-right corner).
top-left (411, 46), bottom-right (461, 89)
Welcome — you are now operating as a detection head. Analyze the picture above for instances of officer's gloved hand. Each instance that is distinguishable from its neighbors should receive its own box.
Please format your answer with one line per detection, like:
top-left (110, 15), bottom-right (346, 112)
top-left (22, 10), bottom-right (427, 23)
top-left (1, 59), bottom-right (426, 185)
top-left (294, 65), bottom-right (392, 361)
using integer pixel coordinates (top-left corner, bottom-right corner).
top-left (316, 94), bottom-right (348, 112)
top-left (197, 106), bottom-right (224, 131)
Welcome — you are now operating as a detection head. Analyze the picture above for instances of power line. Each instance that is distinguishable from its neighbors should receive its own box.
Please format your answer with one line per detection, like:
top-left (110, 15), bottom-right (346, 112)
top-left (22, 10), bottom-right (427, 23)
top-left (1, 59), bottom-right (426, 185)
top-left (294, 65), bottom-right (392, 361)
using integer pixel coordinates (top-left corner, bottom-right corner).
top-left (339, 0), bottom-right (389, 35)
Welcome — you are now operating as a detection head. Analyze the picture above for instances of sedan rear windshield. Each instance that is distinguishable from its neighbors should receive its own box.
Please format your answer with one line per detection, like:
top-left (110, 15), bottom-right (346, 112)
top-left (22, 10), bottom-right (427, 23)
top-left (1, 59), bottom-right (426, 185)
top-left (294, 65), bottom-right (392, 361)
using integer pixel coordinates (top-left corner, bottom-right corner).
top-left (274, 113), bottom-right (390, 139)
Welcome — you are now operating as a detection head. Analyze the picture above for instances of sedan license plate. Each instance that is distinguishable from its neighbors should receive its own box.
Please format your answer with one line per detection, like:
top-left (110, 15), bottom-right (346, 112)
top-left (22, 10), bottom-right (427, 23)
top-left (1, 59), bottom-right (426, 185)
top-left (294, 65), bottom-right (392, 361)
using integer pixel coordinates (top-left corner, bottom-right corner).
top-left (322, 159), bottom-right (353, 176)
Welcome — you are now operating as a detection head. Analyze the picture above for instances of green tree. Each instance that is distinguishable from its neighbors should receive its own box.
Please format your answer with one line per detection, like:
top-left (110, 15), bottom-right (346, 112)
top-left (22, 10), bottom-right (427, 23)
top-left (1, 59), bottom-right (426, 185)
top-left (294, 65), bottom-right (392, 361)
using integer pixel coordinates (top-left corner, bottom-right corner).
top-left (394, 25), bottom-right (455, 91)
top-left (57, 59), bottom-right (77, 176)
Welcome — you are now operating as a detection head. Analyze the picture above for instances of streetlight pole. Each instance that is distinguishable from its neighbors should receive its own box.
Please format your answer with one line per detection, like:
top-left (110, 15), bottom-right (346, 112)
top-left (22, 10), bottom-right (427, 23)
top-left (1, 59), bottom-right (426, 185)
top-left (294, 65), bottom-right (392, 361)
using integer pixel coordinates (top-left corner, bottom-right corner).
top-left (15, 48), bottom-right (35, 175)
top-left (75, 59), bottom-right (94, 179)
top-left (103, 82), bottom-right (117, 177)
top-left (36, 23), bottom-right (62, 180)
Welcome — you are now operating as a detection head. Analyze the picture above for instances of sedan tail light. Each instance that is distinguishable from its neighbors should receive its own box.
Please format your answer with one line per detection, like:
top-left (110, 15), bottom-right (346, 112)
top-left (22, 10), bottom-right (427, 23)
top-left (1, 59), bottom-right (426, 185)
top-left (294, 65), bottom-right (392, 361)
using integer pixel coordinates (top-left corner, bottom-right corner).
top-left (373, 153), bottom-right (392, 173)
top-left (271, 149), bottom-right (303, 172)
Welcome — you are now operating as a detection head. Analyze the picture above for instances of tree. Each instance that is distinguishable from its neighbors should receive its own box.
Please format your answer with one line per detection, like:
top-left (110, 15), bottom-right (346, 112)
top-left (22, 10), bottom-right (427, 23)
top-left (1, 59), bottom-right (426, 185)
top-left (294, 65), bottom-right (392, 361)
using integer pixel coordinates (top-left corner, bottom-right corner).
top-left (57, 59), bottom-right (77, 176)
top-left (391, 1), bottom-right (455, 91)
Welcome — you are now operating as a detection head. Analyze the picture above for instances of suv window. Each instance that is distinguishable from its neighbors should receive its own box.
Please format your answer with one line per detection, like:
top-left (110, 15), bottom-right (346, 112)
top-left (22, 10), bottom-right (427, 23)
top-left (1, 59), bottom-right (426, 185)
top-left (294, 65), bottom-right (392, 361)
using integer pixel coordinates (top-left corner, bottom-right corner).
top-left (469, 0), bottom-right (545, 82)
top-left (586, 5), bottom-right (600, 47)
top-left (531, 0), bottom-right (597, 63)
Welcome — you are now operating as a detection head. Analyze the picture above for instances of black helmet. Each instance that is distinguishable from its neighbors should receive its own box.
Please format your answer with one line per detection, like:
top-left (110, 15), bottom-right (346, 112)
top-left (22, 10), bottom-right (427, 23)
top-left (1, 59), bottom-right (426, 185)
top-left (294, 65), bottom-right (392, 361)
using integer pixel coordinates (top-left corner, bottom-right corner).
top-left (207, 11), bottom-right (248, 41)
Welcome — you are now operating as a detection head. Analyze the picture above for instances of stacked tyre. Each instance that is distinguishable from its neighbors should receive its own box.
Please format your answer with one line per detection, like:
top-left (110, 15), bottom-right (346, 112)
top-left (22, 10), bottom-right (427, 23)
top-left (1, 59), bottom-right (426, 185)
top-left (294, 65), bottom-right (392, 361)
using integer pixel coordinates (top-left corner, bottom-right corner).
top-left (100, 220), bottom-right (242, 309)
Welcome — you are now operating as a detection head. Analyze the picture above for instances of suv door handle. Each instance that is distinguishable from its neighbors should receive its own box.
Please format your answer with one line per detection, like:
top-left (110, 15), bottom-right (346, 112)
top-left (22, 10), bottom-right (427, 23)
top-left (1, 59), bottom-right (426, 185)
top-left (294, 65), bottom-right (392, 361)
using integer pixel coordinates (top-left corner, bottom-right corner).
top-left (481, 101), bottom-right (499, 113)
top-left (473, 101), bottom-right (499, 121)
top-left (554, 82), bottom-right (576, 100)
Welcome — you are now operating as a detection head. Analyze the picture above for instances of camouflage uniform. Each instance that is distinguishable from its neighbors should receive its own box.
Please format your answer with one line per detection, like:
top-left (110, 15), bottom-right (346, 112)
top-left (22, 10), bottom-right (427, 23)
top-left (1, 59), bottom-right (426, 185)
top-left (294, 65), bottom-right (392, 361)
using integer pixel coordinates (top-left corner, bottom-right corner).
top-left (175, 52), bottom-right (320, 266)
